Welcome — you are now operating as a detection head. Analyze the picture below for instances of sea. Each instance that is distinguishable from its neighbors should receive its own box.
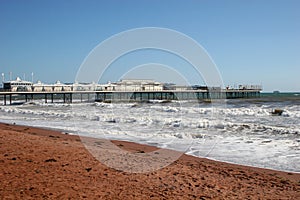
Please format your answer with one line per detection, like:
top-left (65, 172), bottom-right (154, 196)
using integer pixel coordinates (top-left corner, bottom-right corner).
top-left (0, 92), bottom-right (299, 172)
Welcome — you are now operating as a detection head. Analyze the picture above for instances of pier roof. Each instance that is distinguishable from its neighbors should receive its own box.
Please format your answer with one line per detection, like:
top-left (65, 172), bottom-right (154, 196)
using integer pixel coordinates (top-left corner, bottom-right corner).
top-left (4, 77), bottom-right (32, 84)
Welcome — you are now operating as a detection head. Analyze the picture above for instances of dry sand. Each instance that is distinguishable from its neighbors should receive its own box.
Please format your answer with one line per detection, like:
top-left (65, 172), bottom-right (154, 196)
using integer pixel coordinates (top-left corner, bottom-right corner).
top-left (0, 122), bottom-right (299, 199)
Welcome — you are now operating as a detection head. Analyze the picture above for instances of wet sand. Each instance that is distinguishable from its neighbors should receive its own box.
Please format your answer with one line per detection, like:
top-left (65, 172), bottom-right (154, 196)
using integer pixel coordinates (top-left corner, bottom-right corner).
top-left (0, 122), bottom-right (299, 199)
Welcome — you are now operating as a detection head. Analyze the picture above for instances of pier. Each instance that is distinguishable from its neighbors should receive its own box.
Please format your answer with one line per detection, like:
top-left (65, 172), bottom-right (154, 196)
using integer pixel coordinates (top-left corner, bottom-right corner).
top-left (0, 77), bottom-right (262, 105)
top-left (0, 89), bottom-right (261, 105)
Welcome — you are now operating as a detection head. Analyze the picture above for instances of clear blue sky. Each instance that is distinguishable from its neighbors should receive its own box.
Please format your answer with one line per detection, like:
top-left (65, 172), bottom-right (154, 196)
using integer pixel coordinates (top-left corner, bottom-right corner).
top-left (0, 0), bottom-right (299, 92)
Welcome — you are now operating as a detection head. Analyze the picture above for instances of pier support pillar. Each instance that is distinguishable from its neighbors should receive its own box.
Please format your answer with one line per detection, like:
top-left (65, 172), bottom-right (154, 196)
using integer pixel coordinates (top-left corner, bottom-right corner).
top-left (4, 95), bottom-right (6, 105)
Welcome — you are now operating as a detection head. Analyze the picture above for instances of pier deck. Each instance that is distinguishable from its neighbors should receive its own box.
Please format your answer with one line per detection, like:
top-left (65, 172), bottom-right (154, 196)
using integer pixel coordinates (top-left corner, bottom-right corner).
top-left (0, 89), bottom-right (261, 105)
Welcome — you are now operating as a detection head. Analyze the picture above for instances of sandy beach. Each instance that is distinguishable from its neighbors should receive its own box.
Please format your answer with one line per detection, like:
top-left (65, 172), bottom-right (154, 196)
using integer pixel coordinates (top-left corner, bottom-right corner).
top-left (0, 122), bottom-right (299, 199)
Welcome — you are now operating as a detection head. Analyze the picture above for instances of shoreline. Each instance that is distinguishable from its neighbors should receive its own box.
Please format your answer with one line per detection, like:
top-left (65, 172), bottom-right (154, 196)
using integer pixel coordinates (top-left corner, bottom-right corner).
top-left (0, 122), bottom-right (299, 199)
top-left (2, 121), bottom-right (299, 174)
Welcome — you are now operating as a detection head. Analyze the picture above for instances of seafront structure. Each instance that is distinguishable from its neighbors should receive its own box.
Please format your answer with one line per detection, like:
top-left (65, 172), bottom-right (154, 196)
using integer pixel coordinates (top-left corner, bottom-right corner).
top-left (0, 77), bottom-right (262, 105)
top-left (1, 78), bottom-right (164, 92)
top-left (2, 77), bottom-right (33, 92)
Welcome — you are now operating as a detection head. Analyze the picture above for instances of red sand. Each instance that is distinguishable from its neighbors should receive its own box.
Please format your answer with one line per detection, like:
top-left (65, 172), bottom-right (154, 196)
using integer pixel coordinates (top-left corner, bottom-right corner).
top-left (0, 123), bottom-right (299, 199)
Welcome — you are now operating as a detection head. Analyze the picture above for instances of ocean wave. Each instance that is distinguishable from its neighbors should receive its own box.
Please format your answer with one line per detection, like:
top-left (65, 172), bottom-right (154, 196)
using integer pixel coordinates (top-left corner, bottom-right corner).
top-left (1, 102), bottom-right (299, 136)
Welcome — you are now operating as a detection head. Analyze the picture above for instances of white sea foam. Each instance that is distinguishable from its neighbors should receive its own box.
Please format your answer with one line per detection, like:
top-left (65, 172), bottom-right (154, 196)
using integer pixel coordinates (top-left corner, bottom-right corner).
top-left (0, 100), bottom-right (299, 172)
